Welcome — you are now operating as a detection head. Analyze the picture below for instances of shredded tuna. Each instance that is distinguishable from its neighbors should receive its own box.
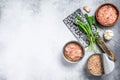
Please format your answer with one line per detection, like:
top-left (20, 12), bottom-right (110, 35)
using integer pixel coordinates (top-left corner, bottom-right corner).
top-left (97, 5), bottom-right (118, 26)
top-left (64, 42), bottom-right (83, 61)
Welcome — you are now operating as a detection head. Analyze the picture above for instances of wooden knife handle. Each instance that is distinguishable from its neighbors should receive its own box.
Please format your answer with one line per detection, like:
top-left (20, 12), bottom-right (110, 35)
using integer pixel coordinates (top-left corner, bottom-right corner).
top-left (97, 38), bottom-right (116, 62)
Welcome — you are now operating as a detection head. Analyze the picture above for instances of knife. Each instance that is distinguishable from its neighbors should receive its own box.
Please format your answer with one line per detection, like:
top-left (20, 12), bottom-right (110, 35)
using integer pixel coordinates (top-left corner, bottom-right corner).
top-left (96, 37), bottom-right (116, 61)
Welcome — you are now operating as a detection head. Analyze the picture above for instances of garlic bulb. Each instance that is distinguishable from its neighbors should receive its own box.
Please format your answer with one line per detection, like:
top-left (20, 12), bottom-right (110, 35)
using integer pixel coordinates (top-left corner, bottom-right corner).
top-left (103, 30), bottom-right (114, 40)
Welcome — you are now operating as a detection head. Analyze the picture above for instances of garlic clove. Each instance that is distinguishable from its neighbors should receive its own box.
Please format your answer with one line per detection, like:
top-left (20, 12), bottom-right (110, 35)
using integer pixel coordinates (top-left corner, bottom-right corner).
top-left (83, 6), bottom-right (91, 13)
